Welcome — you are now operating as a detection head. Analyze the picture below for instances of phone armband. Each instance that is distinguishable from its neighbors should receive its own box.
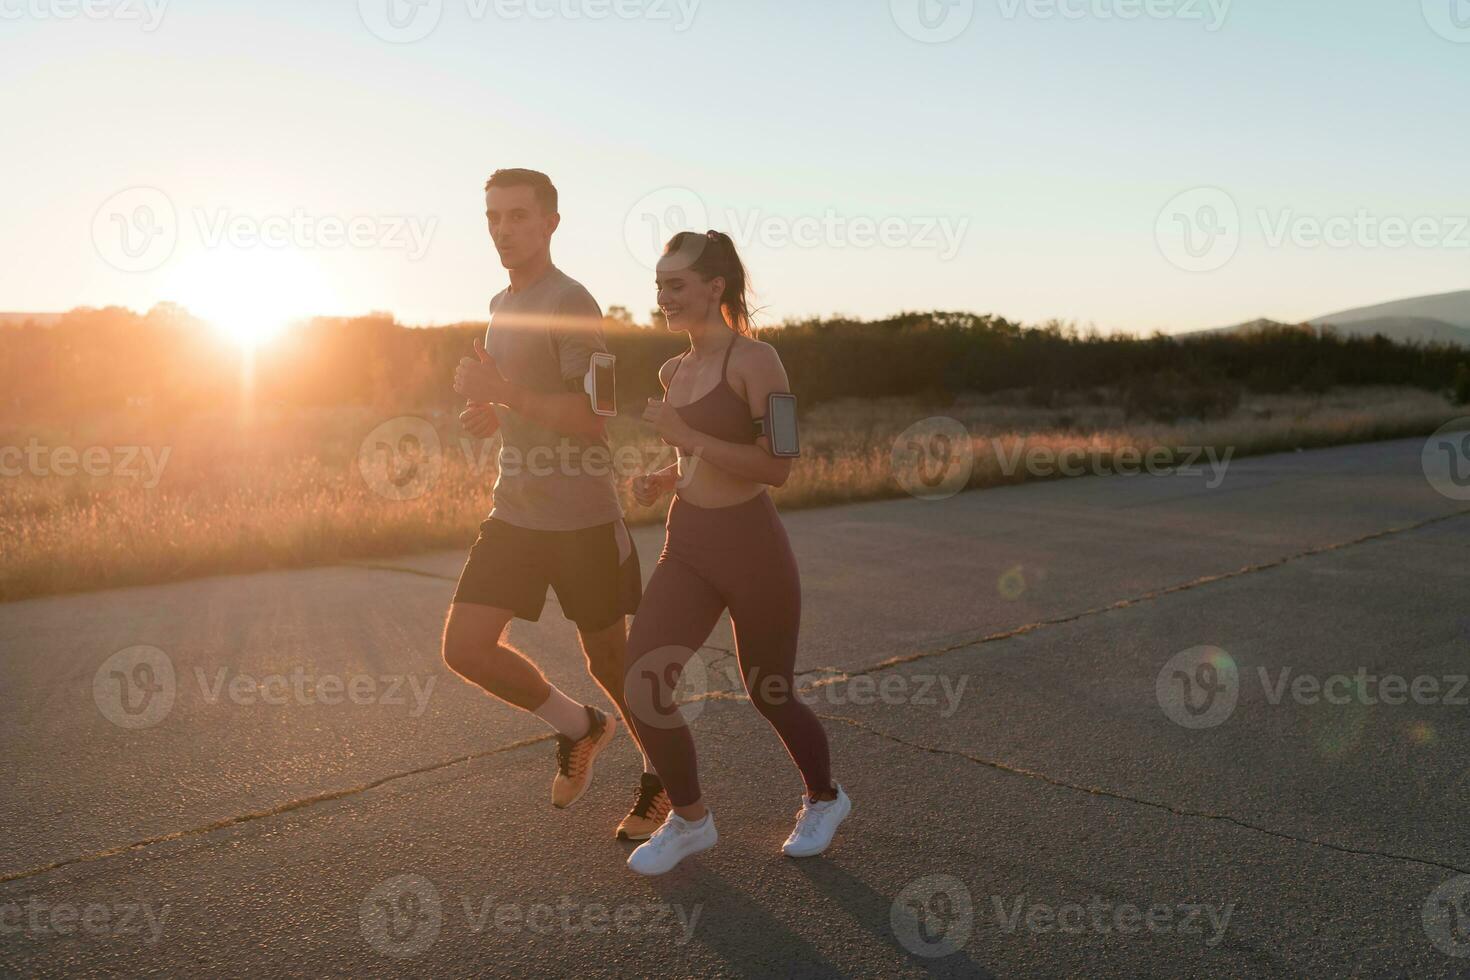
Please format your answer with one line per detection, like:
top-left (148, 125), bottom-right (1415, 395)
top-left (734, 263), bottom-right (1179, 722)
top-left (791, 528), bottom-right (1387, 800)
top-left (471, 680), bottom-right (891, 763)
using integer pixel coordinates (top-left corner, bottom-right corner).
top-left (757, 392), bottom-right (801, 458)
top-left (583, 352), bottom-right (617, 417)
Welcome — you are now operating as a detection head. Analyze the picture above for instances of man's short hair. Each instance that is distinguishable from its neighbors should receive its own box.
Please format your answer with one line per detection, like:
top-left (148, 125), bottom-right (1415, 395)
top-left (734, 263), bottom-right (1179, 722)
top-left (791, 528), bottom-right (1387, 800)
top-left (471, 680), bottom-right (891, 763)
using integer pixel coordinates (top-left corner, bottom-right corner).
top-left (484, 168), bottom-right (558, 214)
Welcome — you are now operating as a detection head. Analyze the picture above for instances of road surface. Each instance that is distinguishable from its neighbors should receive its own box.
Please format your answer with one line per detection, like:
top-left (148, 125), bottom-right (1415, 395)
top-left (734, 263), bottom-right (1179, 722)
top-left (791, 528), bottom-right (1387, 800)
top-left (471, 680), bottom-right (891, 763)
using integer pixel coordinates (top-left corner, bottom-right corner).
top-left (2, 436), bottom-right (1469, 977)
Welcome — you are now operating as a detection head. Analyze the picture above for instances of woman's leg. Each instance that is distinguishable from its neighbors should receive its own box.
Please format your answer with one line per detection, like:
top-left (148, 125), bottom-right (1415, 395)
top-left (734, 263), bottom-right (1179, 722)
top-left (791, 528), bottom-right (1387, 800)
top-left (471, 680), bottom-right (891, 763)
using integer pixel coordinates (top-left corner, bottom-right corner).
top-left (725, 516), bottom-right (833, 800)
top-left (623, 555), bottom-right (725, 816)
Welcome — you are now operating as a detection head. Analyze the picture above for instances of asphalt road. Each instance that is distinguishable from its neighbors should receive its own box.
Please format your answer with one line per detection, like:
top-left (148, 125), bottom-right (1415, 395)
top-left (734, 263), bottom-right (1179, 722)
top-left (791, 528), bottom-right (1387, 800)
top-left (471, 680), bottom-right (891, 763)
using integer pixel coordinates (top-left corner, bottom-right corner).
top-left (3, 435), bottom-right (1469, 977)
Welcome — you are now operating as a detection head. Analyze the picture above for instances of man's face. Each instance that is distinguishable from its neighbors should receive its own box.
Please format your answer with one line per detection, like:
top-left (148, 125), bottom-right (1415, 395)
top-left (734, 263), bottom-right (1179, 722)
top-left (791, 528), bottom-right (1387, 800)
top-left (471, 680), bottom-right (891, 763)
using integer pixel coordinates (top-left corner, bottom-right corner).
top-left (485, 185), bottom-right (557, 270)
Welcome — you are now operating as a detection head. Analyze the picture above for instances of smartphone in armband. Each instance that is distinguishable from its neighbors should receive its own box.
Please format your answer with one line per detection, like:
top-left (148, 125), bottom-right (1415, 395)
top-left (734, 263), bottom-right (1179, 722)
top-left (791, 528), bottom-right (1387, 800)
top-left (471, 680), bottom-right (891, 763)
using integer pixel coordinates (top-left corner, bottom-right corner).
top-left (584, 352), bottom-right (616, 417)
top-left (758, 393), bottom-right (801, 458)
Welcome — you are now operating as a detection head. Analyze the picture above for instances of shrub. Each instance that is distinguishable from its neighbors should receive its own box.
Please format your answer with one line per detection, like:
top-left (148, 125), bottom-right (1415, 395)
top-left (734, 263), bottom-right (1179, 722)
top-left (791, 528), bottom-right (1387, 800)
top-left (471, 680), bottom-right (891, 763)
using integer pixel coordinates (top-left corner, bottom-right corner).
top-left (1123, 370), bottom-right (1242, 423)
top-left (1454, 363), bottom-right (1470, 406)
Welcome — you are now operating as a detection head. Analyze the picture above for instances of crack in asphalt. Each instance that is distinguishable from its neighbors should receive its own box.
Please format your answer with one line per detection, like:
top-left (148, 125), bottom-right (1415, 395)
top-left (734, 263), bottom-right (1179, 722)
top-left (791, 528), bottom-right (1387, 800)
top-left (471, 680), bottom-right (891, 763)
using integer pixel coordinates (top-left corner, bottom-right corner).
top-left (342, 562), bottom-right (458, 581)
top-left (5, 508), bottom-right (1466, 886)
top-left (0, 647), bottom-right (735, 886)
top-left (800, 507), bottom-right (1470, 689)
top-left (0, 733), bottom-right (554, 886)
top-left (817, 711), bottom-right (1470, 877)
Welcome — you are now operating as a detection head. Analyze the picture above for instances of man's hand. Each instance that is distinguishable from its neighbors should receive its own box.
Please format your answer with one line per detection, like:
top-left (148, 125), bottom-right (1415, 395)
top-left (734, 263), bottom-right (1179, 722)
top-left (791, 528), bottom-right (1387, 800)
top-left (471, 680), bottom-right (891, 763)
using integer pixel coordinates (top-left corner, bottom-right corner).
top-left (641, 398), bottom-right (695, 451)
top-left (454, 338), bottom-right (509, 405)
top-left (631, 468), bottom-right (674, 507)
top-left (459, 401), bottom-right (500, 439)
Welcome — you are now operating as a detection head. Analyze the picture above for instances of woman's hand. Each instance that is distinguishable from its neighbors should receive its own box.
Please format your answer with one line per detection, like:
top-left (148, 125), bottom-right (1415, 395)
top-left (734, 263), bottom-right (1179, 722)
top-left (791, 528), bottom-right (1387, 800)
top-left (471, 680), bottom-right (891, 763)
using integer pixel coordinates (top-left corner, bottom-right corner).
top-left (641, 398), bottom-right (695, 452)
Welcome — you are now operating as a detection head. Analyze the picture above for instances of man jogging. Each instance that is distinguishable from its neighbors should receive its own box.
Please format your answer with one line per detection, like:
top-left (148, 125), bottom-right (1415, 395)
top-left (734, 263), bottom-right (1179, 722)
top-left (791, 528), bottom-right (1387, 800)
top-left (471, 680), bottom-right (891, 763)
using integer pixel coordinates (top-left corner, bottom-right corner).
top-left (444, 168), bottom-right (670, 841)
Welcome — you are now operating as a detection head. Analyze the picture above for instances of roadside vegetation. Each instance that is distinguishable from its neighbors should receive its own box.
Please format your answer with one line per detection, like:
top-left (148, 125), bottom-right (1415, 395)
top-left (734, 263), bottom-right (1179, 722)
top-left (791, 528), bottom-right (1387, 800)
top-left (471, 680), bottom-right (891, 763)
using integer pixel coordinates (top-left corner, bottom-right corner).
top-left (3, 308), bottom-right (1465, 601)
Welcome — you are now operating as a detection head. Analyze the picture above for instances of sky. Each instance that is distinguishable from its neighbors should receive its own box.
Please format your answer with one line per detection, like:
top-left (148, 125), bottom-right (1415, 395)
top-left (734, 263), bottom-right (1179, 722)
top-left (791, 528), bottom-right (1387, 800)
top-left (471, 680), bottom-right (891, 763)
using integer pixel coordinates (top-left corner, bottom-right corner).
top-left (1, 0), bottom-right (1467, 337)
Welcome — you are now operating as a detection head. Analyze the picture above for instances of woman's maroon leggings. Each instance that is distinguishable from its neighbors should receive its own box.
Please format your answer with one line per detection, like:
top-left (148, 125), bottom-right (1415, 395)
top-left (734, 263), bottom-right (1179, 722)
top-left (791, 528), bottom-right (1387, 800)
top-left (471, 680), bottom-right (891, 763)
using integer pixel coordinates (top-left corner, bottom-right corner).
top-left (624, 491), bottom-right (832, 807)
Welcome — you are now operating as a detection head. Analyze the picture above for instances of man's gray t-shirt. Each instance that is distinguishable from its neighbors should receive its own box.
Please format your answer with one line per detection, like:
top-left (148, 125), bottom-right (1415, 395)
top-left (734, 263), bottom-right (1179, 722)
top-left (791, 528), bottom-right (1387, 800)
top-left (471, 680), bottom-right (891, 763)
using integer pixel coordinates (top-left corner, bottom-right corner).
top-left (484, 266), bottom-right (623, 532)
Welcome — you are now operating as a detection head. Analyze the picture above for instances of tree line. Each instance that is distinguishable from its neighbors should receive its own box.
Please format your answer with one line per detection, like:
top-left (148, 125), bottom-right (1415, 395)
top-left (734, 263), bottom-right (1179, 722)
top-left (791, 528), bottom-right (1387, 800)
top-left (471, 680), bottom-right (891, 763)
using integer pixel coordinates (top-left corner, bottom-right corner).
top-left (4, 305), bottom-right (1466, 425)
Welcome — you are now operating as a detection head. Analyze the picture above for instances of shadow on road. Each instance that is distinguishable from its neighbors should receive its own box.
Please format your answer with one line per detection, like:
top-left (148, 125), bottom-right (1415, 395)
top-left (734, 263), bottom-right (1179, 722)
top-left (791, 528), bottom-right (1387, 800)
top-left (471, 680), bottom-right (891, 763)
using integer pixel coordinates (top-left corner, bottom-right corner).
top-left (637, 857), bottom-right (993, 978)
top-left (796, 860), bottom-right (995, 978)
top-left (643, 865), bottom-right (837, 976)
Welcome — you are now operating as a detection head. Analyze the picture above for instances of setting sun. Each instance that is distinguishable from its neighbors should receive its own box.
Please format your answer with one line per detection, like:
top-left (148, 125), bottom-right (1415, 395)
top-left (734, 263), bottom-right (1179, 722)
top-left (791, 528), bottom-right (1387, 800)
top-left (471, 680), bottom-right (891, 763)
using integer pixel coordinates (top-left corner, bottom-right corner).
top-left (164, 248), bottom-right (337, 348)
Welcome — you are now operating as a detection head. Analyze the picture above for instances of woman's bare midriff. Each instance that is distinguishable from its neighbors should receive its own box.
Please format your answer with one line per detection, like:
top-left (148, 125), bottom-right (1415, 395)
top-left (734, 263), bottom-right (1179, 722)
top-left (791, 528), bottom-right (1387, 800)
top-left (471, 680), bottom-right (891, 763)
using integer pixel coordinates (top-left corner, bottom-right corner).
top-left (674, 453), bottom-right (767, 509)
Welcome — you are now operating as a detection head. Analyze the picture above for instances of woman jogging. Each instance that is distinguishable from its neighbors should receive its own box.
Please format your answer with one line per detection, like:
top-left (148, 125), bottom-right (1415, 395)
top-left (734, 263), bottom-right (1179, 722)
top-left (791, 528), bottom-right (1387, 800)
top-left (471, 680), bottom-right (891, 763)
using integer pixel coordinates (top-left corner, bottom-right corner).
top-left (621, 230), bottom-right (850, 876)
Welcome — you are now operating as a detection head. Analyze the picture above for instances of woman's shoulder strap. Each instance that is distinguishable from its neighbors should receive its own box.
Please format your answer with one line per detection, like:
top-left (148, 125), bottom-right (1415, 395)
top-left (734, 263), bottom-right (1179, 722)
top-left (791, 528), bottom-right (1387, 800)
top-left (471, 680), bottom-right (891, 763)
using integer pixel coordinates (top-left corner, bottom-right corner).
top-left (720, 333), bottom-right (740, 383)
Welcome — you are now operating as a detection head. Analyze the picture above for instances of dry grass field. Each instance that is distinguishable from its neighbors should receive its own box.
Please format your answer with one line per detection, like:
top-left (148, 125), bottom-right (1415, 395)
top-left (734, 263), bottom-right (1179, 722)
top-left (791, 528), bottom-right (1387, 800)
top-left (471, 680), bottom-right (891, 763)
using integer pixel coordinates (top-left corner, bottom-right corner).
top-left (1, 386), bottom-right (1460, 602)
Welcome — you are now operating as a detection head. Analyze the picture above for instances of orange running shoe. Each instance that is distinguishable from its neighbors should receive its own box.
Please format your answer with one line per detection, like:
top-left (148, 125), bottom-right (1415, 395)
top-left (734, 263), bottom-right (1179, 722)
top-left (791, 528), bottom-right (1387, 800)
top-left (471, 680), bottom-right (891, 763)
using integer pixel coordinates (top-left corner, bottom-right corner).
top-left (551, 706), bottom-right (616, 809)
top-left (616, 773), bottom-right (672, 841)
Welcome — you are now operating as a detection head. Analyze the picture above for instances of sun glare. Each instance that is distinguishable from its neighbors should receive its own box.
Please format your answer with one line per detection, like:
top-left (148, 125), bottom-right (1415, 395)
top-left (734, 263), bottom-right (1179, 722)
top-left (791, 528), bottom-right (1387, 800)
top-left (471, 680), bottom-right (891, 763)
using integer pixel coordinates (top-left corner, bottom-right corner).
top-left (165, 249), bottom-right (337, 349)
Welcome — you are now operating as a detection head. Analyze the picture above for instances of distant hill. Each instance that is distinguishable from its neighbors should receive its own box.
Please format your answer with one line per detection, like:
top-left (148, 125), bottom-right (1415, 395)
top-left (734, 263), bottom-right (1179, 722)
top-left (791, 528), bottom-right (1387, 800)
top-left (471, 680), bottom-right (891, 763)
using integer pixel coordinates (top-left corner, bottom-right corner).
top-left (1310, 289), bottom-right (1470, 330)
top-left (1197, 289), bottom-right (1470, 348)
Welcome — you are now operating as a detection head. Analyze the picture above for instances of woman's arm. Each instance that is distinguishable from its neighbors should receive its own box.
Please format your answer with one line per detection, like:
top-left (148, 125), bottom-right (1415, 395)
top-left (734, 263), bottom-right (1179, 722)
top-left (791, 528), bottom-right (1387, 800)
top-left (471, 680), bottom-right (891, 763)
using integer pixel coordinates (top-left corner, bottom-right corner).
top-left (682, 436), bottom-right (789, 487)
top-left (642, 342), bottom-right (794, 488)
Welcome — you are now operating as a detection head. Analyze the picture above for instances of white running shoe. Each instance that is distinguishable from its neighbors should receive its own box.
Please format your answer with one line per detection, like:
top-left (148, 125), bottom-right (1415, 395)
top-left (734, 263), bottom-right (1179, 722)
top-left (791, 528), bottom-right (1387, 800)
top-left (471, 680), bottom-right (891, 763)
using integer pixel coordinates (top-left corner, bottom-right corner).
top-left (782, 785), bottom-right (851, 858)
top-left (626, 811), bottom-right (717, 876)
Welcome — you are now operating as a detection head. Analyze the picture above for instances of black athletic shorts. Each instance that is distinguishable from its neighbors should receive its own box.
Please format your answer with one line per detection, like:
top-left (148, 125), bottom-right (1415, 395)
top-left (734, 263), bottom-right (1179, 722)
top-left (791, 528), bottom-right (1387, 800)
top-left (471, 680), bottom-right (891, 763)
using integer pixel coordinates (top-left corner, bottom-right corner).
top-left (451, 518), bottom-right (643, 632)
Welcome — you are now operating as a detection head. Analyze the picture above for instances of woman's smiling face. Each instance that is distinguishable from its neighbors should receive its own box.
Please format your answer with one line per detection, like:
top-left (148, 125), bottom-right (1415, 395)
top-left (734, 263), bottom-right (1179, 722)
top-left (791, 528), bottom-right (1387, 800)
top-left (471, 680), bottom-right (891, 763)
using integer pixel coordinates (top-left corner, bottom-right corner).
top-left (655, 256), bottom-right (722, 332)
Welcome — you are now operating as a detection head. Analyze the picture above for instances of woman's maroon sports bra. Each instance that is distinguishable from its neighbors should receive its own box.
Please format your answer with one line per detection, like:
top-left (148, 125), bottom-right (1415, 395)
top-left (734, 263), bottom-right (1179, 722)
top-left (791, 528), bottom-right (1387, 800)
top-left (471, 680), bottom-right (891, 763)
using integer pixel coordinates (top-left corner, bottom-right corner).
top-left (665, 335), bottom-right (759, 457)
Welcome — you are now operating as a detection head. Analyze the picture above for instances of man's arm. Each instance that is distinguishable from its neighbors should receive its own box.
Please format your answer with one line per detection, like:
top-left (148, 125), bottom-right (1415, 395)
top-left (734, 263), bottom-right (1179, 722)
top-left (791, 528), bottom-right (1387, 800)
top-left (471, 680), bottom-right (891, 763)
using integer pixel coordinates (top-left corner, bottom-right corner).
top-left (499, 384), bottom-right (606, 440)
top-left (454, 338), bottom-right (605, 440)
top-left (538, 288), bottom-right (613, 440)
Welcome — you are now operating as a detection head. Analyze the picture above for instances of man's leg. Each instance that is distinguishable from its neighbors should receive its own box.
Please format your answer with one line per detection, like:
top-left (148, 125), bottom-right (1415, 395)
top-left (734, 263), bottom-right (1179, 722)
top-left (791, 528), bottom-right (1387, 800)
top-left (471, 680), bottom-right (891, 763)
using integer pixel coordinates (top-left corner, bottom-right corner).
top-left (446, 518), bottom-right (599, 742)
top-left (577, 614), bottom-right (674, 840)
top-left (441, 603), bottom-right (591, 739)
top-left (444, 518), bottom-right (617, 808)
top-left (442, 601), bottom-right (616, 808)
top-left (576, 615), bottom-right (650, 769)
